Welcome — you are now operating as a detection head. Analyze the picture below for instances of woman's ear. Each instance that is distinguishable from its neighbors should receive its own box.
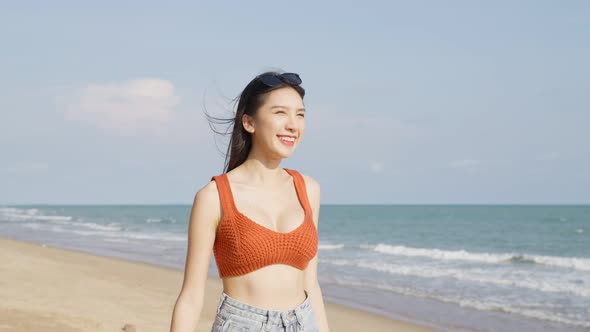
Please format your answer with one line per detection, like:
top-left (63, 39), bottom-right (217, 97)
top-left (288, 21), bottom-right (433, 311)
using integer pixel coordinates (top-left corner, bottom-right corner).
top-left (242, 113), bottom-right (255, 134)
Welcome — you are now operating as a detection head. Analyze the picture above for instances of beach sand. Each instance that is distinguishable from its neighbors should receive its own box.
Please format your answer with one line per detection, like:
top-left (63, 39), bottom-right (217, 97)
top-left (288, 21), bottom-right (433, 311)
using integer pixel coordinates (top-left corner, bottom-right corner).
top-left (0, 237), bottom-right (439, 332)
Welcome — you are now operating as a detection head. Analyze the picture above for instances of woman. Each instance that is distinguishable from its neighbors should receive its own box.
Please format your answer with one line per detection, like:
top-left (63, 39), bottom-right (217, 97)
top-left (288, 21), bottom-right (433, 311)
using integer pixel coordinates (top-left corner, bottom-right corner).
top-left (170, 71), bottom-right (330, 332)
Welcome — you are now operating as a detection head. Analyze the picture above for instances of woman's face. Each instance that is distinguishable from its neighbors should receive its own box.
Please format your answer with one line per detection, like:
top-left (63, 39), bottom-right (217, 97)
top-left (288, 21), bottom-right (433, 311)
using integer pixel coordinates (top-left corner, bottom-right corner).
top-left (245, 86), bottom-right (305, 160)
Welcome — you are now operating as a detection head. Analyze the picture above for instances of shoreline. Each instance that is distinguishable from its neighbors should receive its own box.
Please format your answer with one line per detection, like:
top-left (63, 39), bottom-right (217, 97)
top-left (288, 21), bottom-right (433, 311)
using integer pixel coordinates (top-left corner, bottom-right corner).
top-left (0, 237), bottom-right (440, 332)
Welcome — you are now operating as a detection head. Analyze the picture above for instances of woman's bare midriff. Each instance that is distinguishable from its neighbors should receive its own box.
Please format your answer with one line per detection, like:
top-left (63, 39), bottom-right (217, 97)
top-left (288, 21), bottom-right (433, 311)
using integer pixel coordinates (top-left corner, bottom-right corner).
top-left (221, 264), bottom-right (307, 311)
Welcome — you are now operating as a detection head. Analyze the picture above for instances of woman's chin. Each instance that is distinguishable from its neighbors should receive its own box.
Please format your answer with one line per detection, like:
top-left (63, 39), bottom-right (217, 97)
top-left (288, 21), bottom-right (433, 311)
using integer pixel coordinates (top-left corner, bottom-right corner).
top-left (273, 149), bottom-right (295, 160)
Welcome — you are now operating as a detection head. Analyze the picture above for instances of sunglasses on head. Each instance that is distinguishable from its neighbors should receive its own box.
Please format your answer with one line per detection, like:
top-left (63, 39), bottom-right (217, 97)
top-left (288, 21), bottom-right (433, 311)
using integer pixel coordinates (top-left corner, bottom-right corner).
top-left (256, 72), bottom-right (302, 87)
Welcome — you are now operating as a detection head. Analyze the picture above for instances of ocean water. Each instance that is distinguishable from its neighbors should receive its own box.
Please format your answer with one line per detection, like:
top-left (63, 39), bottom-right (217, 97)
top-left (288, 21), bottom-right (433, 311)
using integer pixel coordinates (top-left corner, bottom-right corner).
top-left (0, 204), bottom-right (588, 332)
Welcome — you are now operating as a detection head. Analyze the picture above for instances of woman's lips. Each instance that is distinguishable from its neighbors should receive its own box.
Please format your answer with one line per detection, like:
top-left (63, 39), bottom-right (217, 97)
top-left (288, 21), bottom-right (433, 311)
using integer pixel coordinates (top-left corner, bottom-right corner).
top-left (277, 135), bottom-right (295, 146)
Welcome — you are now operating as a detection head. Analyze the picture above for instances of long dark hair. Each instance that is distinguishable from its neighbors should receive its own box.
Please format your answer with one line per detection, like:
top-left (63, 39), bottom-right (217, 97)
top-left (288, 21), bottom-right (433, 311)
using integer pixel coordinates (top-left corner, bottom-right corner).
top-left (205, 71), bottom-right (305, 173)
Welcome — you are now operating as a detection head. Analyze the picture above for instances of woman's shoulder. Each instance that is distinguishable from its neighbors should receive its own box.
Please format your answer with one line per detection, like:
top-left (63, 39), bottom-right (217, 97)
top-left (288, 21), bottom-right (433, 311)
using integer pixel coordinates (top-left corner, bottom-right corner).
top-left (288, 169), bottom-right (320, 195)
top-left (289, 168), bottom-right (318, 184)
top-left (193, 175), bottom-right (222, 207)
top-left (293, 170), bottom-right (321, 219)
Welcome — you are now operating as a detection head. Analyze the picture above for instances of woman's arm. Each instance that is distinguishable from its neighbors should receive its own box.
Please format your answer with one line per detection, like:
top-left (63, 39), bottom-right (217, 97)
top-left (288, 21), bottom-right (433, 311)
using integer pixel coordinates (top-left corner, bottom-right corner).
top-left (303, 175), bottom-right (331, 332)
top-left (170, 181), bottom-right (221, 332)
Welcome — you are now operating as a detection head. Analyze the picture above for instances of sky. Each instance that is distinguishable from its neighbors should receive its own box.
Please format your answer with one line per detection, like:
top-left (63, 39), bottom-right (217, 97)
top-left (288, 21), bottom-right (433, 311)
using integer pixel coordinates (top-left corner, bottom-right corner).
top-left (1, 1), bottom-right (589, 205)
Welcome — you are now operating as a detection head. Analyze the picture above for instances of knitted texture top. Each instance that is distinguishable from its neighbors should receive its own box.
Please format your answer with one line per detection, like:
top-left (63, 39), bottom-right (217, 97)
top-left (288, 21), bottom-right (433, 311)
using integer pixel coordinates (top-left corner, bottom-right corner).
top-left (210, 168), bottom-right (319, 278)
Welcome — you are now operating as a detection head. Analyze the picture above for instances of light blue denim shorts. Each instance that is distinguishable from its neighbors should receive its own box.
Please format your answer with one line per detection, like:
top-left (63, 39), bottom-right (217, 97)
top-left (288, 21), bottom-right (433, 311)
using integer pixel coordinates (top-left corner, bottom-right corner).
top-left (211, 289), bottom-right (319, 332)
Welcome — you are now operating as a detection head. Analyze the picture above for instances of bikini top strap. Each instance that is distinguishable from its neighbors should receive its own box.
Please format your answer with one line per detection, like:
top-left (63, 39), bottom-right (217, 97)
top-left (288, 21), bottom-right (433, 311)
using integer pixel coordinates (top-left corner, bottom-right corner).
top-left (284, 168), bottom-right (313, 215)
top-left (210, 174), bottom-right (237, 219)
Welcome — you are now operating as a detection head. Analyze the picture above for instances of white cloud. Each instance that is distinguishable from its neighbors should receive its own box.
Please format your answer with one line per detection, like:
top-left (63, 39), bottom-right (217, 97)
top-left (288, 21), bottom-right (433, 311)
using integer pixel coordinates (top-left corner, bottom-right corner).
top-left (310, 108), bottom-right (428, 140)
top-left (370, 161), bottom-right (385, 173)
top-left (303, 106), bottom-right (430, 161)
top-left (63, 78), bottom-right (180, 134)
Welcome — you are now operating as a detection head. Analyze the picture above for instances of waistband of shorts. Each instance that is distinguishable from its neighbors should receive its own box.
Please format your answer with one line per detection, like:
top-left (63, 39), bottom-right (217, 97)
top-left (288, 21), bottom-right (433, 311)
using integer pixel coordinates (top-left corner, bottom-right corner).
top-left (216, 289), bottom-right (311, 324)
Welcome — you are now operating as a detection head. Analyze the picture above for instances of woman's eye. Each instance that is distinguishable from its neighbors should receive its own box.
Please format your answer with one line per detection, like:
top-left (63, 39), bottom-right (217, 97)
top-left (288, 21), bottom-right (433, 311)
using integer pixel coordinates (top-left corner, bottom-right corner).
top-left (298, 113), bottom-right (305, 118)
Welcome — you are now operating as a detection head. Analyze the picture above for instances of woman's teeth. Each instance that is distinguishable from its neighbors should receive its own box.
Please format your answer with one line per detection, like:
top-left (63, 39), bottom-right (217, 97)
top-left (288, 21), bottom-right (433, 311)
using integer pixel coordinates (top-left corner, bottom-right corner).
top-left (278, 136), bottom-right (295, 145)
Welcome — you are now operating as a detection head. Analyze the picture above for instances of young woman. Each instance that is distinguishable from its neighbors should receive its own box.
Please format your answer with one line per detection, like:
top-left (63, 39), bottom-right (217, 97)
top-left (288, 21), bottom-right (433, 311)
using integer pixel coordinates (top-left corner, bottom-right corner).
top-left (170, 71), bottom-right (330, 332)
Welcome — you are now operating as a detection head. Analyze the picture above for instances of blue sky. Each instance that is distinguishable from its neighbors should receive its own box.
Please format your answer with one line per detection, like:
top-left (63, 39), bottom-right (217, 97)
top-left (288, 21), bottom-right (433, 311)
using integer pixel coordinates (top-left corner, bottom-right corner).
top-left (1, 1), bottom-right (588, 204)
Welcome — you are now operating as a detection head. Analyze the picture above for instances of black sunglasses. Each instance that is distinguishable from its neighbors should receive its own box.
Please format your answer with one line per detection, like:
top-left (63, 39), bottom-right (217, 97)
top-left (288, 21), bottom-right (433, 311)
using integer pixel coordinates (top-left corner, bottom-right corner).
top-left (256, 72), bottom-right (302, 87)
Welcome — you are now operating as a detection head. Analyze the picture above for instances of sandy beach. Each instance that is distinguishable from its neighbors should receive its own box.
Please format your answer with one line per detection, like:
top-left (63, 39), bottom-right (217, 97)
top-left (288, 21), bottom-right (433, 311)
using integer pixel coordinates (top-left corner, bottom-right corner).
top-left (0, 237), bottom-right (438, 332)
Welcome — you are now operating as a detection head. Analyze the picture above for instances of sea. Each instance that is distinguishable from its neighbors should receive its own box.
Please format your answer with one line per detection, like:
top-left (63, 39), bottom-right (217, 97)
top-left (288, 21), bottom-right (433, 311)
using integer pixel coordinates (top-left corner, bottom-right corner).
top-left (0, 205), bottom-right (588, 332)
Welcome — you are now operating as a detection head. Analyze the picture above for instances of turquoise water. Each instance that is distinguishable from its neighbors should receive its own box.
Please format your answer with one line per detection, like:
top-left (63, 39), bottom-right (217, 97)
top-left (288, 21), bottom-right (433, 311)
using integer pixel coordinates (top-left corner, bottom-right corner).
top-left (1, 205), bottom-right (588, 332)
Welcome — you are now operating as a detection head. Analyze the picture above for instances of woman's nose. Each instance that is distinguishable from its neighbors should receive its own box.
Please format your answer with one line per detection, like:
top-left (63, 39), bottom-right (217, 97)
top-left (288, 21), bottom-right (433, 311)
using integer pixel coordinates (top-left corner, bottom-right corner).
top-left (285, 114), bottom-right (298, 130)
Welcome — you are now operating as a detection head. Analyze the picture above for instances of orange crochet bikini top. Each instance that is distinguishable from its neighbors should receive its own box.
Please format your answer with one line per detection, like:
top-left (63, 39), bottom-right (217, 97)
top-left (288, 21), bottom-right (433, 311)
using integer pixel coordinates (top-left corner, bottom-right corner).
top-left (210, 168), bottom-right (318, 278)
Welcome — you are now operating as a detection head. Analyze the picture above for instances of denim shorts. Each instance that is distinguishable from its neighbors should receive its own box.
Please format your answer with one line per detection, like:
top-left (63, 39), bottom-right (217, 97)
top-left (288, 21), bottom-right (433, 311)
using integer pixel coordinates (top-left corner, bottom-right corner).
top-left (211, 289), bottom-right (319, 332)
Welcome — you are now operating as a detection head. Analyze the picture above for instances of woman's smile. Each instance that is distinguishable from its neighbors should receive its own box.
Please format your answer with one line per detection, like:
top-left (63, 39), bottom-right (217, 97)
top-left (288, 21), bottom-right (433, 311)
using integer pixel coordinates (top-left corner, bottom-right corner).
top-left (277, 135), bottom-right (296, 146)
